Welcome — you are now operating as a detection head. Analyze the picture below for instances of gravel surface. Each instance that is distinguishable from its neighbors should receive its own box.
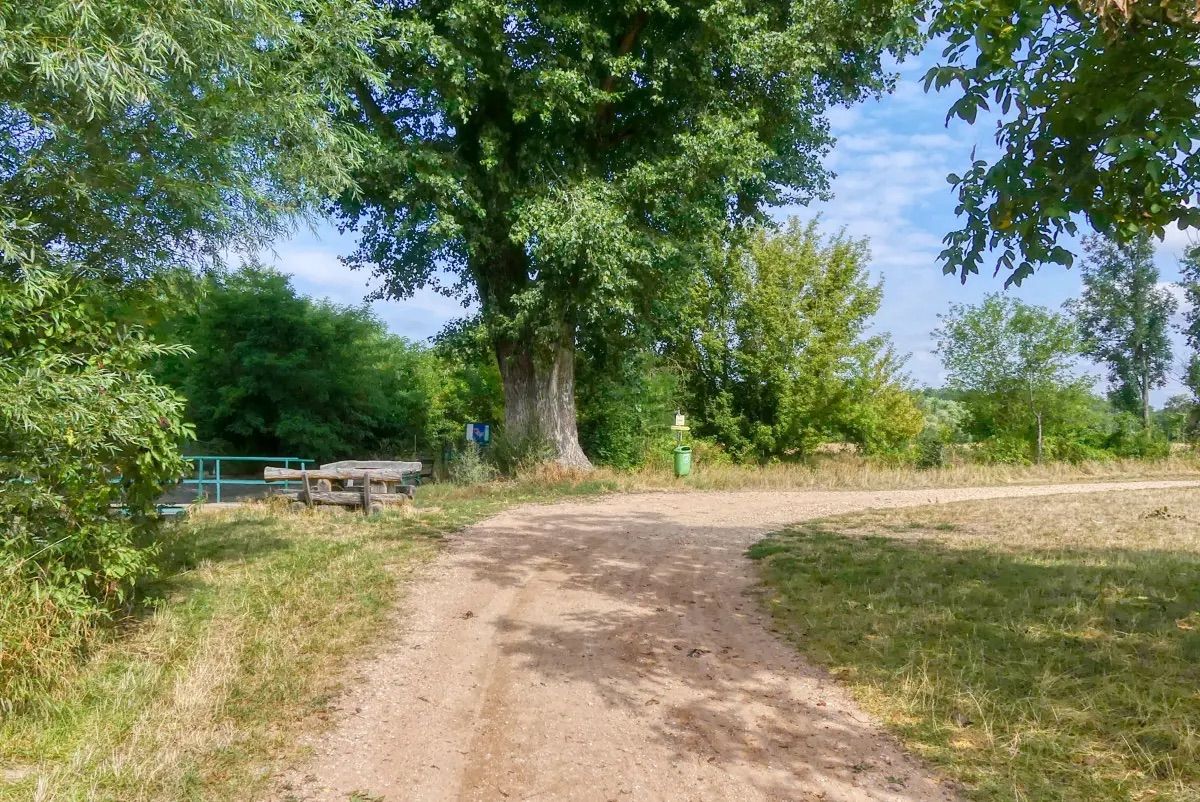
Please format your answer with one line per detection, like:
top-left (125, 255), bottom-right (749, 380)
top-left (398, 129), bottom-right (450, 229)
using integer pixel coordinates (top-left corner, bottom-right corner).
top-left (278, 480), bottom-right (1200, 802)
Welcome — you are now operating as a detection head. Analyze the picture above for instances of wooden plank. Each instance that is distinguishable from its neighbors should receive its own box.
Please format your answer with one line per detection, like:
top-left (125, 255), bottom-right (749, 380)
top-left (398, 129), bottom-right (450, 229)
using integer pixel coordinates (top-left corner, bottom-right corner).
top-left (362, 471), bottom-right (371, 516)
top-left (320, 460), bottom-right (424, 473)
top-left (264, 466), bottom-right (418, 482)
top-left (276, 490), bottom-right (411, 506)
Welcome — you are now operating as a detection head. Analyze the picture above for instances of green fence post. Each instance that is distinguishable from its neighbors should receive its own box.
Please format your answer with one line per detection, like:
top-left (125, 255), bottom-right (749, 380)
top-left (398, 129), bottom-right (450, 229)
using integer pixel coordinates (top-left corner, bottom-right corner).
top-left (215, 458), bottom-right (222, 503)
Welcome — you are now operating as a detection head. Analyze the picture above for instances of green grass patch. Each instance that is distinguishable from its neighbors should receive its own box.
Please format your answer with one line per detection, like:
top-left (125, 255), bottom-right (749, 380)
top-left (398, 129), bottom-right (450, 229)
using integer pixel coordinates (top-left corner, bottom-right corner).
top-left (748, 492), bottom-right (1200, 797)
top-left (750, 490), bottom-right (1200, 801)
top-left (0, 475), bottom-right (616, 802)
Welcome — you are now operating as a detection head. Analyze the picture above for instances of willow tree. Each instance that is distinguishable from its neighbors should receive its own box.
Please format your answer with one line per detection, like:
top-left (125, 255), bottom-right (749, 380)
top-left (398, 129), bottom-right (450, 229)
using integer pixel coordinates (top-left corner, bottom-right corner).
top-left (1, 0), bottom-right (372, 282)
top-left (337, 1), bottom-right (915, 466)
top-left (1, 0), bottom-right (375, 626)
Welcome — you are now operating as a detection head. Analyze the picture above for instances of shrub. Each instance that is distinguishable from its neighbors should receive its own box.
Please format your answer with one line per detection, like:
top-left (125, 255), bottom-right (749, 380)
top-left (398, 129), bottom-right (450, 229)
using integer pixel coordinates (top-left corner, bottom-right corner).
top-left (1105, 413), bottom-right (1172, 459)
top-left (448, 442), bottom-right (499, 485)
top-left (576, 349), bottom-right (681, 470)
top-left (1043, 436), bottom-right (1114, 464)
top-left (0, 271), bottom-right (191, 708)
top-left (915, 427), bottom-right (948, 469)
top-left (639, 435), bottom-right (731, 472)
top-left (974, 437), bottom-right (1033, 465)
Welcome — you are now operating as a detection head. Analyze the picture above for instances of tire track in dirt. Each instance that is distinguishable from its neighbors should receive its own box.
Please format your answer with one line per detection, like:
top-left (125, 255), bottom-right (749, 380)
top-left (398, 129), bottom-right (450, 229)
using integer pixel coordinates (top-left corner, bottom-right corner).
top-left (279, 480), bottom-right (1200, 802)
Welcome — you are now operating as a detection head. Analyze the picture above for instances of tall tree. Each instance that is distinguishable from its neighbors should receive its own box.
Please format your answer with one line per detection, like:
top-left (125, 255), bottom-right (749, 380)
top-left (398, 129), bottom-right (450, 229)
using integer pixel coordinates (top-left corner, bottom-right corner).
top-left (1072, 234), bottom-right (1176, 426)
top-left (1178, 244), bottom-right (1200, 404)
top-left (335, 1), bottom-right (916, 466)
top-left (936, 295), bottom-right (1083, 463)
top-left (2, 0), bottom-right (373, 283)
top-left (1, 0), bottom-right (374, 615)
top-left (924, 0), bottom-right (1200, 283)
top-left (667, 220), bottom-right (922, 461)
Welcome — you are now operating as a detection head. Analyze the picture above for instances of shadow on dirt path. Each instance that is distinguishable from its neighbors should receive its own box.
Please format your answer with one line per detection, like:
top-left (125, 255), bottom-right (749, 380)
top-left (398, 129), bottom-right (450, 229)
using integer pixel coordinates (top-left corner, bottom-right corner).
top-left (279, 480), bottom-right (1200, 802)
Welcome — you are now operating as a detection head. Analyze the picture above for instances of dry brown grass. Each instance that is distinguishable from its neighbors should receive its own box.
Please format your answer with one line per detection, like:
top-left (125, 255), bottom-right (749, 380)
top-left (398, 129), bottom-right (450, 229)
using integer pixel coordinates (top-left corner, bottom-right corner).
top-left (615, 453), bottom-right (1200, 492)
top-left (752, 486), bottom-right (1200, 800)
top-left (1, 506), bottom-right (440, 802)
top-left (826, 486), bottom-right (1200, 552)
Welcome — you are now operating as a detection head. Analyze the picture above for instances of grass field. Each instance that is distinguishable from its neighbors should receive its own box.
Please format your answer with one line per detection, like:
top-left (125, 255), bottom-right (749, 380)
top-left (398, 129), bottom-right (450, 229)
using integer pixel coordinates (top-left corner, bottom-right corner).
top-left (0, 476), bottom-right (618, 802)
top-left (631, 452), bottom-right (1200, 491)
top-left (750, 487), bottom-right (1200, 801)
top-left (6, 464), bottom-right (1200, 801)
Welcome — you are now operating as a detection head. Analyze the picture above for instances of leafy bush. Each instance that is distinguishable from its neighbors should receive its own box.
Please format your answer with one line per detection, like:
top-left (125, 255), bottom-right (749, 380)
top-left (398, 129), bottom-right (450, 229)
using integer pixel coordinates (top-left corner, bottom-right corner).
top-left (1, 272), bottom-right (191, 707)
top-left (1105, 412), bottom-right (1172, 459)
top-left (157, 267), bottom-right (503, 462)
top-left (914, 428), bottom-right (949, 469)
top-left (639, 436), bottom-right (732, 472)
top-left (576, 352), bottom-right (680, 470)
top-left (448, 442), bottom-right (498, 485)
top-left (1042, 436), bottom-right (1114, 464)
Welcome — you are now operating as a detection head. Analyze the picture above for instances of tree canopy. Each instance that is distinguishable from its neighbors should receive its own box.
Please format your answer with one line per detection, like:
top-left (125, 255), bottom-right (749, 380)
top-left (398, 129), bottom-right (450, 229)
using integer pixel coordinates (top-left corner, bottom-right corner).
top-left (667, 220), bottom-right (922, 460)
top-left (157, 267), bottom-right (502, 462)
top-left (1071, 234), bottom-right (1176, 426)
top-left (1, 0), bottom-right (373, 282)
top-left (336, 0), bottom-right (918, 464)
top-left (925, 0), bottom-right (1200, 284)
top-left (936, 294), bottom-right (1085, 462)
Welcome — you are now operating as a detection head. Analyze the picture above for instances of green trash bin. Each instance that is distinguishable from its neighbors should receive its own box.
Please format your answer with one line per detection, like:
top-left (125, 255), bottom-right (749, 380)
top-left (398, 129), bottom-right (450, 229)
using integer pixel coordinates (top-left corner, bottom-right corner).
top-left (673, 445), bottom-right (692, 477)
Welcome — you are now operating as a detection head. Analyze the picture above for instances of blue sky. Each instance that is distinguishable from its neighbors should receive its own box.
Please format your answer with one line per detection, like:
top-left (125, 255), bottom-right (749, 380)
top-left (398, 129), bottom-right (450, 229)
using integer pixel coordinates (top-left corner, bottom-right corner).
top-left (262, 47), bottom-right (1197, 404)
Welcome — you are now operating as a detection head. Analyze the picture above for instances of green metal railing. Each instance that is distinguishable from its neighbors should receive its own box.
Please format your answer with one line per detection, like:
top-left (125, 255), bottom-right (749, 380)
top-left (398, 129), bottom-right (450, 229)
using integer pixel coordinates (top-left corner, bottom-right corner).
top-left (183, 455), bottom-right (314, 503)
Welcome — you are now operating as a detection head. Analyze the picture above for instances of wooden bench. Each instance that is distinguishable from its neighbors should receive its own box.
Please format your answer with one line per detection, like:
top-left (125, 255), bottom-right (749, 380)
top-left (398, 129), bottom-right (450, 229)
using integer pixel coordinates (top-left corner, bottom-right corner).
top-left (264, 461), bottom-right (421, 514)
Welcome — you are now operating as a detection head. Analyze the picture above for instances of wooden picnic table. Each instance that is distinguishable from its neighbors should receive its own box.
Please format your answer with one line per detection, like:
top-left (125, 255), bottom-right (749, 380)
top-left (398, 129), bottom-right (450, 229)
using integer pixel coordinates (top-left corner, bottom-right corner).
top-left (264, 460), bottom-right (421, 514)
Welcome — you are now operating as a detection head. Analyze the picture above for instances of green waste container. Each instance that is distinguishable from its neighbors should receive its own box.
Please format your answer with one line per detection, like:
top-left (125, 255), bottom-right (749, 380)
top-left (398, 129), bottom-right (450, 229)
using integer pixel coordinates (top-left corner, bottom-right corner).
top-left (673, 445), bottom-right (692, 477)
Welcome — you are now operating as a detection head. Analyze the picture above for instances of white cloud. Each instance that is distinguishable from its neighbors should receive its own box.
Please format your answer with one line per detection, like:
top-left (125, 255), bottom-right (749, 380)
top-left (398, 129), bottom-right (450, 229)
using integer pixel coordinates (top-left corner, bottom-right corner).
top-left (257, 232), bottom-right (472, 342)
top-left (273, 248), bottom-right (349, 288)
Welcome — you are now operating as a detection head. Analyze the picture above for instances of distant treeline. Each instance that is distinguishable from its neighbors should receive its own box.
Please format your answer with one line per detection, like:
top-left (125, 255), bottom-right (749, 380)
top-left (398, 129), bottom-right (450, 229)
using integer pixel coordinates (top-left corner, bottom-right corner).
top-left (156, 225), bottom-right (1200, 470)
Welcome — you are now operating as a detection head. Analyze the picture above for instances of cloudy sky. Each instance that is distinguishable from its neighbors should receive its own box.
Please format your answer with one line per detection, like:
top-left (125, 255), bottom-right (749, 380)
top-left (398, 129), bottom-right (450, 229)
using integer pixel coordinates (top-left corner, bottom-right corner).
top-left (261, 45), bottom-right (1197, 403)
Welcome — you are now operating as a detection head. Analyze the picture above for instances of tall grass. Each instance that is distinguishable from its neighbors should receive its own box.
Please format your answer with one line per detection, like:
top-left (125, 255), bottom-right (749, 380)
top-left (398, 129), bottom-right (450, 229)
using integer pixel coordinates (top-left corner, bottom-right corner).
top-left (0, 574), bottom-right (91, 714)
top-left (0, 475), bottom-right (620, 802)
top-left (512, 452), bottom-right (1200, 493)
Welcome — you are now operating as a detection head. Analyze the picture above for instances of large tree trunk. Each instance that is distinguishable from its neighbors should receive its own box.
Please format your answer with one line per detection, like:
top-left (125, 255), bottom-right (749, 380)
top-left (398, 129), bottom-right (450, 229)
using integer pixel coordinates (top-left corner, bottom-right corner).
top-left (494, 332), bottom-right (592, 469)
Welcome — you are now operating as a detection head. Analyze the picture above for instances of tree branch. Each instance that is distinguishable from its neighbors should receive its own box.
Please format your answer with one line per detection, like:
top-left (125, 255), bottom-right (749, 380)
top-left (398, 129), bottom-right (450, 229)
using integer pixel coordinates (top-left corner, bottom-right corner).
top-left (597, 11), bottom-right (649, 129)
top-left (351, 76), bottom-right (406, 147)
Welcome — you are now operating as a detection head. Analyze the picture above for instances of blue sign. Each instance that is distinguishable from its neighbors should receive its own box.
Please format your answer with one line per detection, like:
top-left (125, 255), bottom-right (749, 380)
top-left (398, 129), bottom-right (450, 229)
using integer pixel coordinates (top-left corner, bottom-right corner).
top-left (466, 423), bottom-right (491, 445)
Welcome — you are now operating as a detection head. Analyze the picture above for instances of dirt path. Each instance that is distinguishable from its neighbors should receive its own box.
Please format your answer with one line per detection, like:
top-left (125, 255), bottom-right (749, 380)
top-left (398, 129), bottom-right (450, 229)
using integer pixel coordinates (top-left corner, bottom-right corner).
top-left (279, 480), bottom-right (1200, 802)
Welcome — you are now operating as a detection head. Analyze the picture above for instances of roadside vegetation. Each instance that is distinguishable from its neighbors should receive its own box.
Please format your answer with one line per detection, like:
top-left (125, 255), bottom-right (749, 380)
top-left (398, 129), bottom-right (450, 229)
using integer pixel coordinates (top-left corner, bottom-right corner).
top-left (750, 487), bottom-right (1200, 801)
top-left (0, 476), bottom-right (618, 802)
top-left (6, 1), bottom-right (1200, 799)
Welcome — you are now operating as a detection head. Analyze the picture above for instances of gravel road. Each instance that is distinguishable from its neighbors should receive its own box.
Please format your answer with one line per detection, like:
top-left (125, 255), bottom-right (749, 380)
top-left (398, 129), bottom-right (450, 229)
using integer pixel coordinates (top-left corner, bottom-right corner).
top-left (280, 480), bottom-right (1200, 802)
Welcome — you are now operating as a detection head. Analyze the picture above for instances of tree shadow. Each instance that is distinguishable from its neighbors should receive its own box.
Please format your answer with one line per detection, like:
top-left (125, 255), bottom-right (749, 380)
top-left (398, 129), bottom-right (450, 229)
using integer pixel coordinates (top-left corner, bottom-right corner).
top-left (438, 502), bottom-right (959, 800)
top-left (747, 525), bottom-right (1200, 798)
top-left (135, 514), bottom-right (292, 608)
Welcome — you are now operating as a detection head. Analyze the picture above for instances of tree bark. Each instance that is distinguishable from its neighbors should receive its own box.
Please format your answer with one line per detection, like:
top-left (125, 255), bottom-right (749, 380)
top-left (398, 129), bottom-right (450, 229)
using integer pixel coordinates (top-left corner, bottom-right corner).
top-left (1142, 356), bottom-right (1151, 427)
top-left (494, 331), bottom-right (592, 469)
top-left (1035, 411), bottom-right (1044, 465)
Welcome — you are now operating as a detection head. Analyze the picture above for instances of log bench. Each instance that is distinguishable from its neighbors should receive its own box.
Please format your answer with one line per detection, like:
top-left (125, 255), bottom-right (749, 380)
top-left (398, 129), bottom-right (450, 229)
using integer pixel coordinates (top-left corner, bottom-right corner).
top-left (263, 462), bottom-right (421, 514)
